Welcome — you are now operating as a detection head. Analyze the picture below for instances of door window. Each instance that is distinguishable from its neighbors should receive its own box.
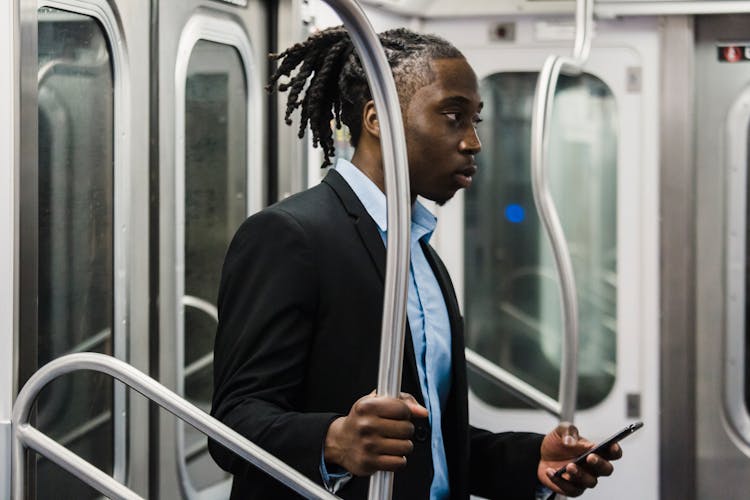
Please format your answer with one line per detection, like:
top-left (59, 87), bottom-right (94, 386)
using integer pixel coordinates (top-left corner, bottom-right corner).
top-left (465, 72), bottom-right (618, 409)
top-left (35, 7), bottom-right (115, 497)
top-left (181, 39), bottom-right (248, 490)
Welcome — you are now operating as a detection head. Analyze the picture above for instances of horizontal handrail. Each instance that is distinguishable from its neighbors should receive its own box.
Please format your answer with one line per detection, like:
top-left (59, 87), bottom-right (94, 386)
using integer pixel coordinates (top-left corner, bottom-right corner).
top-left (182, 295), bottom-right (218, 322)
top-left (65, 327), bottom-right (112, 356)
top-left (465, 348), bottom-right (561, 417)
top-left (185, 351), bottom-right (214, 379)
top-left (180, 295), bottom-right (217, 378)
top-left (12, 353), bottom-right (339, 500)
top-left (18, 424), bottom-right (140, 500)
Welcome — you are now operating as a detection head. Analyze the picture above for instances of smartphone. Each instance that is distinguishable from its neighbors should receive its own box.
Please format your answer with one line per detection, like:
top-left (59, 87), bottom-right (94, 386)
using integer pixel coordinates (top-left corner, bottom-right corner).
top-left (553, 421), bottom-right (644, 479)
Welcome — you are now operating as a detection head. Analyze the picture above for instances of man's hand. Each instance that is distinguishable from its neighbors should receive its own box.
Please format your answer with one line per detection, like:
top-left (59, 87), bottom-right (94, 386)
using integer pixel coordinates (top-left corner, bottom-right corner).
top-left (324, 392), bottom-right (429, 476)
top-left (537, 423), bottom-right (623, 497)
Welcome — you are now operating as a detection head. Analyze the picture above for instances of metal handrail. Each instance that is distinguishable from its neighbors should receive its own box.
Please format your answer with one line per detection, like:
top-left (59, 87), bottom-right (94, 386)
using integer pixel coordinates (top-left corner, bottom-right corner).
top-left (529, 0), bottom-right (594, 423)
top-left (11, 353), bottom-right (339, 500)
top-left (177, 294), bottom-right (223, 498)
top-left (465, 349), bottom-right (561, 417)
top-left (182, 294), bottom-right (218, 322)
top-left (318, 2), bottom-right (411, 499)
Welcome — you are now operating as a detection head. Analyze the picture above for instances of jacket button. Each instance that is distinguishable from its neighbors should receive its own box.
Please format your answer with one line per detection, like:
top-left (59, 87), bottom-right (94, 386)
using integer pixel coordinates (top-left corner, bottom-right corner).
top-left (414, 424), bottom-right (428, 442)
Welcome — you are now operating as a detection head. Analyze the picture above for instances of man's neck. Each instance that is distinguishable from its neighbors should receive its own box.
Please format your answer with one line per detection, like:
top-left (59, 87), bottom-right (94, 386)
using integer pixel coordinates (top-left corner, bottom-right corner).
top-left (350, 150), bottom-right (417, 205)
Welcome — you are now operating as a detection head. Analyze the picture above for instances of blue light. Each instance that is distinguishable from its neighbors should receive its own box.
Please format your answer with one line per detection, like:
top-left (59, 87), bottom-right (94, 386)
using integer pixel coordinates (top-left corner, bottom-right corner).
top-left (504, 204), bottom-right (525, 224)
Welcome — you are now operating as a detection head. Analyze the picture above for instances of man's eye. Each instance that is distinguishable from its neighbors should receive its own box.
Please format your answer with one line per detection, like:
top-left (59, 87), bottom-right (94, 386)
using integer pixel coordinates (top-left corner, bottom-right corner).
top-left (444, 112), bottom-right (460, 122)
top-left (473, 117), bottom-right (484, 125)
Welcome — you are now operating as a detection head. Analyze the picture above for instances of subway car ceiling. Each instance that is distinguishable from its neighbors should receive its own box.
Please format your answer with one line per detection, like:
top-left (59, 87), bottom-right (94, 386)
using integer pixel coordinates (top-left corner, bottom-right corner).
top-left (4, 0), bottom-right (750, 499)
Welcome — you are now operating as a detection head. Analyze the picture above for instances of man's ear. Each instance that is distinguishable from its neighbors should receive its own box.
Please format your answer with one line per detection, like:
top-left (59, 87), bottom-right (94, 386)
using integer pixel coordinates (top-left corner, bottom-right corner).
top-left (360, 100), bottom-right (380, 139)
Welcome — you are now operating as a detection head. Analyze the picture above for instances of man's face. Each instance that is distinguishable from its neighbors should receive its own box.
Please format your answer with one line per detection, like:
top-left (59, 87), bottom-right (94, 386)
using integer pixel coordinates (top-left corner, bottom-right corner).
top-left (403, 57), bottom-right (482, 205)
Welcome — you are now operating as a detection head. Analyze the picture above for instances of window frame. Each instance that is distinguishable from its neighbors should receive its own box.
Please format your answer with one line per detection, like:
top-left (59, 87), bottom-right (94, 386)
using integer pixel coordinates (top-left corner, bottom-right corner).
top-left (26, 0), bottom-right (132, 484)
top-left (724, 84), bottom-right (750, 448)
top-left (173, 11), bottom-right (262, 498)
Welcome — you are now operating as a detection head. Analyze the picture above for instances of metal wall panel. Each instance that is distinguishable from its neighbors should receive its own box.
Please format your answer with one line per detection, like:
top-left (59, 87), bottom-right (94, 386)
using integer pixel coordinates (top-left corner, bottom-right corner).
top-left (1, 0), bottom-right (19, 426)
top-left (658, 15), bottom-right (696, 500)
top-left (695, 13), bottom-right (750, 500)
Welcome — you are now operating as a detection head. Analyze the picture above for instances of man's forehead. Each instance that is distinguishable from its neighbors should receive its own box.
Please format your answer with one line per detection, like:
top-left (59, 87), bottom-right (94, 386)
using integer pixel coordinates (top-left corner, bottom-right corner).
top-left (423, 60), bottom-right (482, 108)
top-left (437, 95), bottom-right (484, 110)
top-left (428, 58), bottom-right (479, 91)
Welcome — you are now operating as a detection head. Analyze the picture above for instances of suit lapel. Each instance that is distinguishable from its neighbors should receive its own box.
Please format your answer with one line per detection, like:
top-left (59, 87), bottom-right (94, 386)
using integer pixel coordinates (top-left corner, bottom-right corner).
top-left (322, 169), bottom-right (386, 281)
top-left (322, 169), bottom-right (422, 400)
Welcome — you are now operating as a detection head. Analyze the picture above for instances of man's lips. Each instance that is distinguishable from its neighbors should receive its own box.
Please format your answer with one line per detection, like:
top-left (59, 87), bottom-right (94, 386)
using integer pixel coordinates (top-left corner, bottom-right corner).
top-left (453, 165), bottom-right (477, 189)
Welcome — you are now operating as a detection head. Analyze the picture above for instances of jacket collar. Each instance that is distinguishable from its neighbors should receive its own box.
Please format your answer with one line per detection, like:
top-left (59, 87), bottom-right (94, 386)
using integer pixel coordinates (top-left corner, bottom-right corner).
top-left (323, 169), bottom-right (387, 281)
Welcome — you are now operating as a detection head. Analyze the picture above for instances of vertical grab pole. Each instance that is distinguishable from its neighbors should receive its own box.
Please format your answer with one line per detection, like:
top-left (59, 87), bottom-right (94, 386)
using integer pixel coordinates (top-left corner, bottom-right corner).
top-left (320, 2), bottom-right (411, 499)
top-left (530, 57), bottom-right (579, 423)
top-left (529, 0), bottom-right (593, 424)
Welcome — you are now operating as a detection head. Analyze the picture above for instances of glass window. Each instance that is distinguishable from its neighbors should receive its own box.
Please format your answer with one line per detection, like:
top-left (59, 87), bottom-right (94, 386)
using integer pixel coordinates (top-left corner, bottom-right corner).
top-left (35, 7), bottom-right (115, 498)
top-left (182, 39), bottom-right (247, 489)
top-left (465, 72), bottom-right (618, 409)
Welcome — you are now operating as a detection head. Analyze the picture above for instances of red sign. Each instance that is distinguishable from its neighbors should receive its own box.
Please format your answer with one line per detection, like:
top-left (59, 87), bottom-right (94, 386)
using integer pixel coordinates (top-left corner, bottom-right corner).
top-left (719, 45), bottom-right (750, 62)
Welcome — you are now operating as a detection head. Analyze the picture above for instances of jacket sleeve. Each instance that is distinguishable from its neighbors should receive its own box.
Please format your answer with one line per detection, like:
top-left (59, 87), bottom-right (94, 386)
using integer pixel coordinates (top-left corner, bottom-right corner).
top-left (208, 208), bottom-right (339, 484)
top-left (469, 426), bottom-right (544, 499)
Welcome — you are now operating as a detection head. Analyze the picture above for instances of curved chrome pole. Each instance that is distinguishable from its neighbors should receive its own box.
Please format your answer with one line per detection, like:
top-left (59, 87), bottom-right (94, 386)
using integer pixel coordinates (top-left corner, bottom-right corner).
top-left (573, 0), bottom-right (594, 62)
top-left (11, 353), bottom-right (339, 500)
top-left (529, 0), bottom-right (593, 423)
top-left (177, 294), bottom-right (222, 499)
top-left (319, 2), bottom-right (411, 499)
top-left (465, 348), bottom-right (561, 417)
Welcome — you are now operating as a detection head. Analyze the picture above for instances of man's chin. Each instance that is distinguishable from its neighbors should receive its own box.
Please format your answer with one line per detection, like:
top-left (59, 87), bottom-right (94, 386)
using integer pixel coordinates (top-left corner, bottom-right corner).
top-left (435, 191), bottom-right (458, 207)
top-left (418, 188), bottom-right (460, 207)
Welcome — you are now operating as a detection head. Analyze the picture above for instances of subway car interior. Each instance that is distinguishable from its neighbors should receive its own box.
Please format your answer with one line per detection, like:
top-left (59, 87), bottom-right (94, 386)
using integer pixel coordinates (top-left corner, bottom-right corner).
top-left (2, 0), bottom-right (750, 498)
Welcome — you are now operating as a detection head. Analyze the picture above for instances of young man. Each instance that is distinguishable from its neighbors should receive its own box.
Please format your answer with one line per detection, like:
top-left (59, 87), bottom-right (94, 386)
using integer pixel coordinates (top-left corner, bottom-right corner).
top-left (209, 27), bottom-right (621, 499)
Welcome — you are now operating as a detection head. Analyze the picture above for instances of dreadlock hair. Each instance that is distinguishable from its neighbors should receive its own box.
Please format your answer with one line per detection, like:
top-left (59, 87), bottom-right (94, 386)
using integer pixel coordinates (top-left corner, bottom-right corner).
top-left (267, 26), bottom-right (464, 167)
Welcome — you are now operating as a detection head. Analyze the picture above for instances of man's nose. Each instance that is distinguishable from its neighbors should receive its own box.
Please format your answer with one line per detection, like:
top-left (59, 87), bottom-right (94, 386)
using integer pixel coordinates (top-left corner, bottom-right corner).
top-left (460, 127), bottom-right (481, 154)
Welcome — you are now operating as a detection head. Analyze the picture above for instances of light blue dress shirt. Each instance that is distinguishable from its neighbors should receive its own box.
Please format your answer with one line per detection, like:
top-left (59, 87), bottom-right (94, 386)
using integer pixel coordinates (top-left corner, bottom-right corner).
top-left (332, 159), bottom-right (453, 499)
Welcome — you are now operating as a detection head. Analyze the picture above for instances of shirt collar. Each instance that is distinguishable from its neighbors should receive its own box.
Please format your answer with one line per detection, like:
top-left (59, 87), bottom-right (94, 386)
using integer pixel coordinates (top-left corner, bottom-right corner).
top-left (334, 158), bottom-right (437, 244)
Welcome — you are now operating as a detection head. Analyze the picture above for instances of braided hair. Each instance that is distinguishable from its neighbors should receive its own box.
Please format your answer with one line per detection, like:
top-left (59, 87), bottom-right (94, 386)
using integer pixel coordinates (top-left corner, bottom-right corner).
top-left (267, 26), bottom-right (464, 167)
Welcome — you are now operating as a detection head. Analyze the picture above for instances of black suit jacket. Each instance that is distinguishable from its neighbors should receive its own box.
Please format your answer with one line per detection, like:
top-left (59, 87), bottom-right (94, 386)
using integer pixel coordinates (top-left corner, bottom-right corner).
top-left (209, 169), bottom-right (543, 499)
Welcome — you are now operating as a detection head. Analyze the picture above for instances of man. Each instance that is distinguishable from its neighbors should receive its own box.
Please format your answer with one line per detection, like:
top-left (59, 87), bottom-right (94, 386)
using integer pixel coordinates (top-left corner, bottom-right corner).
top-left (209, 26), bottom-right (621, 499)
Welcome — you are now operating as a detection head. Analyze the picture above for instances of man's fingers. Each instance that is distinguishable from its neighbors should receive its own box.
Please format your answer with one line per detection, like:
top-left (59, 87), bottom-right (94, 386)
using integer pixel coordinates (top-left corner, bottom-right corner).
top-left (584, 453), bottom-right (615, 476)
top-left (371, 418), bottom-right (415, 440)
top-left (372, 454), bottom-right (409, 473)
top-left (602, 443), bottom-right (623, 460)
top-left (367, 437), bottom-right (414, 456)
top-left (563, 463), bottom-right (599, 489)
top-left (557, 422), bottom-right (580, 447)
top-left (544, 468), bottom-right (585, 497)
top-left (356, 395), bottom-right (412, 420)
top-left (399, 392), bottom-right (429, 418)
top-left (355, 392), bottom-right (428, 420)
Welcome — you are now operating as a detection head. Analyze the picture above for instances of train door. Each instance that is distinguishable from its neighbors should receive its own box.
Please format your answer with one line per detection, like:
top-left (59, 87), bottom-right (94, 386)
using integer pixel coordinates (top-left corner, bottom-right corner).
top-left (423, 16), bottom-right (660, 499)
top-left (18, 0), bottom-right (151, 497)
top-left (155, 0), bottom-right (268, 498)
top-left (695, 14), bottom-right (750, 500)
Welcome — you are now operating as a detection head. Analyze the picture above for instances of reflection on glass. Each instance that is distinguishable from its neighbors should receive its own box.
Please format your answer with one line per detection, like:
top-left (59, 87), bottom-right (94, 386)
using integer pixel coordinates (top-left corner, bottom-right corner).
top-left (183, 40), bottom-right (247, 489)
top-left (35, 7), bottom-right (114, 498)
top-left (465, 72), bottom-right (617, 409)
